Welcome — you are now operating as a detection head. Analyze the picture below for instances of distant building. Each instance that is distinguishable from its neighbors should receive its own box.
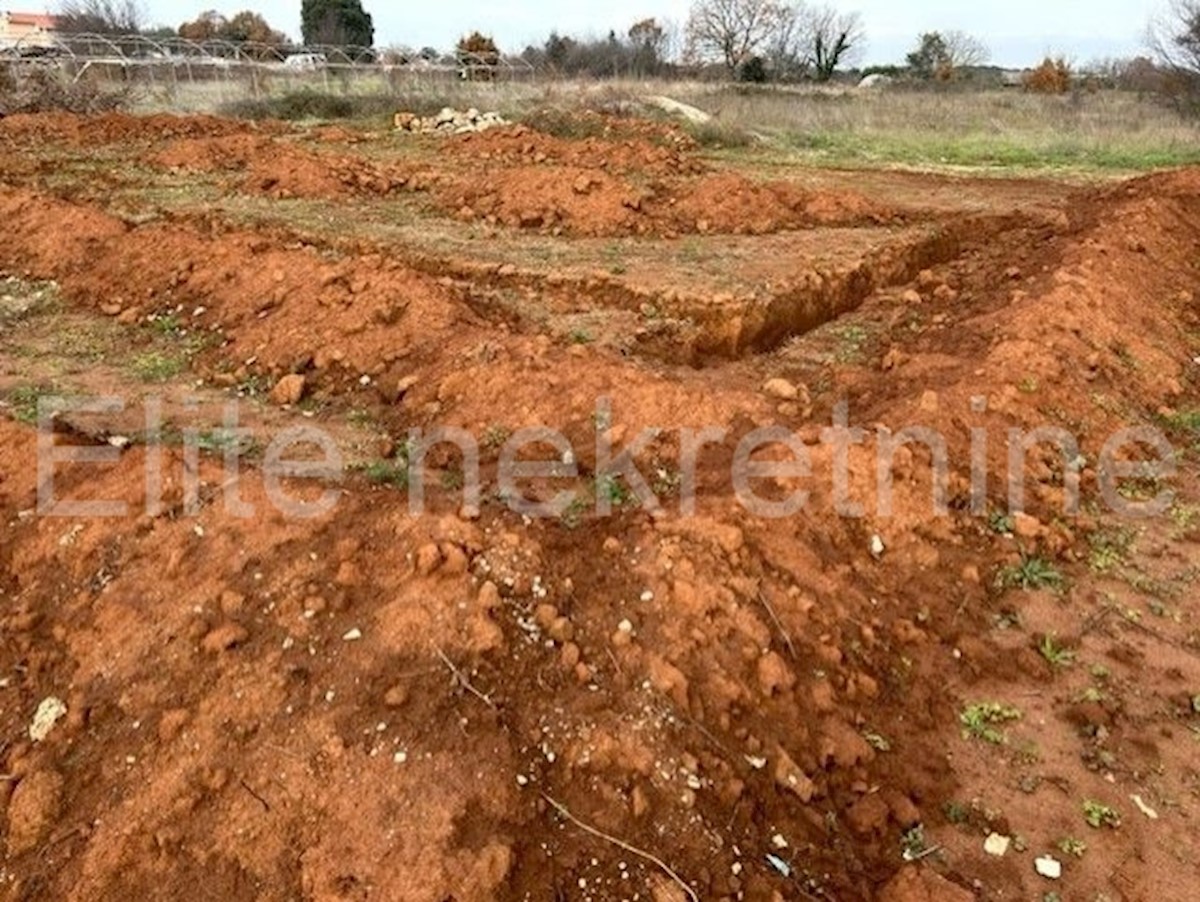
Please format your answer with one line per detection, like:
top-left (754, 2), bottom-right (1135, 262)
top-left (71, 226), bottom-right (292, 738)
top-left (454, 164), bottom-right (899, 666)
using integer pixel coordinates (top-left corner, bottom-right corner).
top-left (0, 10), bottom-right (61, 48)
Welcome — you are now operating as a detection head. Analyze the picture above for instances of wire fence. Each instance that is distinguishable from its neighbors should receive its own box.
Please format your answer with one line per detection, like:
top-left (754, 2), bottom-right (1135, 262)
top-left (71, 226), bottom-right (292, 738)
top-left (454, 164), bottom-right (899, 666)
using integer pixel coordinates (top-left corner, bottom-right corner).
top-left (0, 32), bottom-right (539, 102)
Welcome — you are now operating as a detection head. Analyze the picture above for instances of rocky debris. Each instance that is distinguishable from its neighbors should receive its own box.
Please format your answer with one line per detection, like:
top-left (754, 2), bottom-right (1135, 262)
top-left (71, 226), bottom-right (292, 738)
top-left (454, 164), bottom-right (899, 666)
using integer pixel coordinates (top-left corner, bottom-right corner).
top-left (28, 696), bottom-right (67, 743)
top-left (201, 622), bottom-right (249, 653)
top-left (269, 373), bottom-right (306, 407)
top-left (394, 108), bottom-right (508, 136)
top-left (6, 770), bottom-right (64, 854)
top-left (762, 377), bottom-right (801, 401)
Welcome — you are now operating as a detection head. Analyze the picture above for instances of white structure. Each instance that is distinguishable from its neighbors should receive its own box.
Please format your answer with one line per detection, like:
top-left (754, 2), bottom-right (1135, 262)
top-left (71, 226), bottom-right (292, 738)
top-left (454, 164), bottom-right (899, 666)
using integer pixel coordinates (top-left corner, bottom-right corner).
top-left (0, 10), bottom-right (60, 48)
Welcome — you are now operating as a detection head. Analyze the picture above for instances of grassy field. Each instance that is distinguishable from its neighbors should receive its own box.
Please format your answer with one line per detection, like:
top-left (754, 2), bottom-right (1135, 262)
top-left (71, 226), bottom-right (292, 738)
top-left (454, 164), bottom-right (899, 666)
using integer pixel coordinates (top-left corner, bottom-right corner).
top-left (685, 85), bottom-right (1200, 171)
top-left (139, 74), bottom-right (1200, 174)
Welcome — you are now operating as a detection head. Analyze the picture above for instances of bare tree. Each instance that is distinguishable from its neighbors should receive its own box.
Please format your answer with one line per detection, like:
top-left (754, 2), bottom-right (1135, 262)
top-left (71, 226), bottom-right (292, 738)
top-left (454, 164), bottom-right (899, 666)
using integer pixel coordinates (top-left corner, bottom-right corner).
top-left (56, 0), bottom-right (144, 35)
top-left (907, 29), bottom-right (989, 79)
top-left (943, 30), bottom-right (990, 69)
top-left (805, 5), bottom-right (865, 81)
top-left (685, 0), bottom-right (785, 70)
top-left (1148, 0), bottom-right (1200, 76)
top-left (765, 2), bottom-right (813, 79)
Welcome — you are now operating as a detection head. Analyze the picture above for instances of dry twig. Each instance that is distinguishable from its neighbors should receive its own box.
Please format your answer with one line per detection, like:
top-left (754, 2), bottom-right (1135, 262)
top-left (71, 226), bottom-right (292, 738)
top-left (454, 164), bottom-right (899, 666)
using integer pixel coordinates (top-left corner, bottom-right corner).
top-left (757, 591), bottom-right (797, 658)
top-left (542, 793), bottom-right (698, 902)
top-left (435, 646), bottom-right (497, 709)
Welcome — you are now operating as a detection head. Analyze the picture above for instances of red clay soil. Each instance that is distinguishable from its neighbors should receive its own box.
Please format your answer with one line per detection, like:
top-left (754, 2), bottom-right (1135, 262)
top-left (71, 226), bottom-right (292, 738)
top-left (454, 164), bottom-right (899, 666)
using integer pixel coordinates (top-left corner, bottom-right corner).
top-left (0, 111), bottom-right (273, 146)
top-left (1, 113), bottom-right (1199, 902)
top-left (150, 134), bottom-right (416, 200)
top-left (439, 166), bottom-right (897, 237)
top-left (136, 116), bottom-right (898, 236)
top-left (444, 124), bottom-right (705, 177)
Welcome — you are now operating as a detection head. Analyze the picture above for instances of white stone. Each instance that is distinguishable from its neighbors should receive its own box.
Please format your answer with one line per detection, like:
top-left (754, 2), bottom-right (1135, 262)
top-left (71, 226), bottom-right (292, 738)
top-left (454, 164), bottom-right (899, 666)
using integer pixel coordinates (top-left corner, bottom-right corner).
top-left (343, 628), bottom-right (363, 641)
top-left (29, 696), bottom-right (68, 742)
top-left (1132, 794), bottom-right (1159, 820)
top-left (984, 833), bottom-right (1011, 857)
top-left (1035, 856), bottom-right (1063, 880)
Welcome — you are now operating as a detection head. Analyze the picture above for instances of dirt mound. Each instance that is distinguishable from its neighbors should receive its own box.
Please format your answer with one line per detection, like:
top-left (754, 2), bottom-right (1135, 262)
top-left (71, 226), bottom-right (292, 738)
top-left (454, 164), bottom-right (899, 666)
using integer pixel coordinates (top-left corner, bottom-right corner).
top-left (669, 171), bottom-right (894, 234)
top-left (150, 134), bottom-right (277, 172)
top-left (0, 111), bottom-right (267, 145)
top-left (0, 187), bottom-right (464, 386)
top-left (244, 152), bottom-right (413, 200)
top-left (441, 166), bottom-right (646, 234)
top-left (443, 167), bottom-right (897, 237)
top-left (150, 135), bottom-right (417, 200)
top-left (431, 120), bottom-right (895, 236)
top-left (447, 123), bottom-right (704, 177)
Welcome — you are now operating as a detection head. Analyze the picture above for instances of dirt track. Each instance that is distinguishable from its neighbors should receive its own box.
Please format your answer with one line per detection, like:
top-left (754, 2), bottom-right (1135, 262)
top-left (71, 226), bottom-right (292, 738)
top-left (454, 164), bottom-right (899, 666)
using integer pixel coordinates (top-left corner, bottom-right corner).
top-left (0, 112), bottom-right (1198, 901)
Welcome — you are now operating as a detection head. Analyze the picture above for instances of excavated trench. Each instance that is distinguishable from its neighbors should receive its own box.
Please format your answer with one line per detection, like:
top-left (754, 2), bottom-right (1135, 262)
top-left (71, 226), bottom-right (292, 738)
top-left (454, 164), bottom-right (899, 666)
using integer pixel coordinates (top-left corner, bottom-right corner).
top-left (446, 212), bottom-right (1049, 366)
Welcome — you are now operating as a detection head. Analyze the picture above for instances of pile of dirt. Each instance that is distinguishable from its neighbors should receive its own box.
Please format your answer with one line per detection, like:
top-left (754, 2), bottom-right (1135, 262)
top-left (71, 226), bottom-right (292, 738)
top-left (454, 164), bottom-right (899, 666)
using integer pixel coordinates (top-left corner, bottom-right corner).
top-left (0, 187), bottom-right (463, 387)
top-left (150, 135), bottom-right (418, 200)
top-left (431, 120), bottom-right (896, 236)
top-left (150, 134), bottom-right (278, 172)
top-left (446, 124), bottom-right (704, 177)
top-left (244, 153), bottom-right (415, 200)
top-left (440, 166), bottom-right (647, 235)
top-left (669, 171), bottom-right (894, 234)
top-left (442, 167), bottom-right (898, 237)
top-left (0, 111), bottom-right (267, 146)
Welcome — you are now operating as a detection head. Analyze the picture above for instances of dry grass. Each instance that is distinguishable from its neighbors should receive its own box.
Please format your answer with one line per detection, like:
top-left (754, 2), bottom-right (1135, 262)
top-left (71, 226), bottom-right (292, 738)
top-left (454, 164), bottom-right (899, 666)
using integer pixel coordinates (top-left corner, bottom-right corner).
top-left (140, 74), bottom-right (1200, 172)
top-left (683, 85), bottom-right (1200, 170)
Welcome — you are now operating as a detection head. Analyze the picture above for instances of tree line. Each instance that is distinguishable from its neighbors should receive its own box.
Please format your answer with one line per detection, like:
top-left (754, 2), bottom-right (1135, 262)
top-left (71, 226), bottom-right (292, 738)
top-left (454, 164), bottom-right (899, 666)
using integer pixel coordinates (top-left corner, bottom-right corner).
top-left (56, 0), bottom-right (375, 48)
top-left (47, 0), bottom-right (1200, 101)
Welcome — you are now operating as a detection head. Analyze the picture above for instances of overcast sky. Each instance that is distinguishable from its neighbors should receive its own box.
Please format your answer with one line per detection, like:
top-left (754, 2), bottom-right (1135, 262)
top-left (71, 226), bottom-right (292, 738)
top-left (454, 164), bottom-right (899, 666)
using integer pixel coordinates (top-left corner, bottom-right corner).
top-left (131, 0), bottom-right (1160, 67)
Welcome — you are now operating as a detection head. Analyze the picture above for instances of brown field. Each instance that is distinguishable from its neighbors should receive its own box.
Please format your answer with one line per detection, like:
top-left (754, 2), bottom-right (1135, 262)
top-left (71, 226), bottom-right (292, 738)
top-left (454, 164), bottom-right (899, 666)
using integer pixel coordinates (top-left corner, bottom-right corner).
top-left (0, 106), bottom-right (1198, 901)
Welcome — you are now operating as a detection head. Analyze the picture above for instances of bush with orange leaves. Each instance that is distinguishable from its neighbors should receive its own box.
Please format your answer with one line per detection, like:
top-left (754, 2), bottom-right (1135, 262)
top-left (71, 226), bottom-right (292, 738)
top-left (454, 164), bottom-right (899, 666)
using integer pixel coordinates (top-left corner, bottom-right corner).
top-left (1024, 57), bottom-right (1072, 94)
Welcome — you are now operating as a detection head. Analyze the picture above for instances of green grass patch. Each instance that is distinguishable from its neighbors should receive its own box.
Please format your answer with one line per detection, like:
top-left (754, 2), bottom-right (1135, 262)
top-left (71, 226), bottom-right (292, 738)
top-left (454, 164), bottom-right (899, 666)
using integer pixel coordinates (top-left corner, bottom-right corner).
top-left (1088, 525), bottom-right (1137, 574)
top-left (1083, 800), bottom-right (1122, 830)
top-left (1039, 634), bottom-right (1076, 668)
top-left (995, 554), bottom-right (1065, 592)
top-left (785, 130), bottom-right (1200, 172)
top-left (5, 384), bottom-right (58, 424)
top-left (961, 702), bottom-right (1023, 744)
top-left (129, 351), bottom-right (187, 382)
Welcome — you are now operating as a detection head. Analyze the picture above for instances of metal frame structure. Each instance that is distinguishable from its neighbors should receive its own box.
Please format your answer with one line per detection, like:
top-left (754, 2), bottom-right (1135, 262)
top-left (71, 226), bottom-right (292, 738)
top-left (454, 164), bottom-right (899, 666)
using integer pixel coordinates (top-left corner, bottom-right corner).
top-left (0, 33), bottom-right (537, 86)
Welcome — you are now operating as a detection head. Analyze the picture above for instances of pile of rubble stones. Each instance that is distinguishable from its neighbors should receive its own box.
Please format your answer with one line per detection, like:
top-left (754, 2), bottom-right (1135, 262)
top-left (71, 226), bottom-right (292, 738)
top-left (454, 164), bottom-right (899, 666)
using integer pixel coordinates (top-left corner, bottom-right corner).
top-left (393, 107), bottom-right (508, 135)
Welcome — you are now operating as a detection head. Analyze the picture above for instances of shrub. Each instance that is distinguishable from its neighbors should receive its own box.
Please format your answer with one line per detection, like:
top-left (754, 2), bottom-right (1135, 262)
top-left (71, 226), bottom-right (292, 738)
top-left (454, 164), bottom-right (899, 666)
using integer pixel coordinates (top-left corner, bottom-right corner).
top-left (218, 90), bottom-right (430, 122)
top-left (1024, 57), bottom-right (1072, 94)
top-left (458, 31), bottom-right (500, 81)
top-left (738, 56), bottom-right (768, 84)
top-left (0, 64), bottom-right (129, 115)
